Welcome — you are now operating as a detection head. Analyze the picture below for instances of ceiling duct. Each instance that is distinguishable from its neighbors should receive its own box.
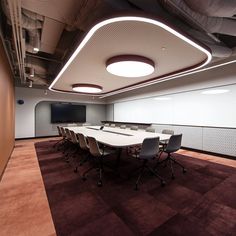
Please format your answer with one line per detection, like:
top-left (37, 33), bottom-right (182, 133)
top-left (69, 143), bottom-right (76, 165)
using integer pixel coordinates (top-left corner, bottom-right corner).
top-left (2, 0), bottom-right (25, 82)
top-left (183, 0), bottom-right (236, 17)
top-left (24, 57), bottom-right (47, 75)
top-left (1, 0), bottom-right (45, 84)
top-left (169, 0), bottom-right (236, 36)
top-left (26, 29), bottom-right (41, 53)
top-left (2, 0), bottom-right (43, 53)
top-left (28, 75), bottom-right (48, 85)
top-left (159, 0), bottom-right (236, 58)
top-left (2, 0), bottom-right (43, 29)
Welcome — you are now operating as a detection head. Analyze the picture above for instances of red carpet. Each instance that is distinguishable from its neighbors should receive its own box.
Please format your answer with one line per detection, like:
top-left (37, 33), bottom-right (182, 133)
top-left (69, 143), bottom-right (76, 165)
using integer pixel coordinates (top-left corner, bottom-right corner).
top-left (35, 140), bottom-right (236, 236)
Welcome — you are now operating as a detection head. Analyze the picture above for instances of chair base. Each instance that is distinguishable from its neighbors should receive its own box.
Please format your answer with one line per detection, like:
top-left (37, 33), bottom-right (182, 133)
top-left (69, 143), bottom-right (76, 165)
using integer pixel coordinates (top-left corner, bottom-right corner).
top-left (159, 153), bottom-right (187, 179)
top-left (135, 160), bottom-right (166, 191)
top-left (82, 158), bottom-right (104, 187)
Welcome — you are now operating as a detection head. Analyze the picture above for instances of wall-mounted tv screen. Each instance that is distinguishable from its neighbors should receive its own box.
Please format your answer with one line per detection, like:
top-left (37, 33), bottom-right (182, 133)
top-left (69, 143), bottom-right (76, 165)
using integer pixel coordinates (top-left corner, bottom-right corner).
top-left (51, 103), bottom-right (86, 123)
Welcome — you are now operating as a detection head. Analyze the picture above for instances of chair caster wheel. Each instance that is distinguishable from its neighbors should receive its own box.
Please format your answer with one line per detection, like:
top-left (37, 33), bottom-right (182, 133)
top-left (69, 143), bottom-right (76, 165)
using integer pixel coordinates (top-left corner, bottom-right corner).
top-left (183, 168), bottom-right (187, 173)
top-left (97, 181), bottom-right (102, 187)
top-left (161, 181), bottom-right (166, 186)
top-left (74, 168), bottom-right (78, 173)
top-left (134, 185), bottom-right (139, 191)
top-left (82, 176), bottom-right (87, 181)
top-left (171, 175), bottom-right (175, 180)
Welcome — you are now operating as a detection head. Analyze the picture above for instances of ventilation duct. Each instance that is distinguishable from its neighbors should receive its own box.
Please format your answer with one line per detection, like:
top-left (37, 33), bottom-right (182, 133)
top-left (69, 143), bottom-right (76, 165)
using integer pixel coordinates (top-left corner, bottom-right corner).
top-left (1, 0), bottom-right (46, 84)
top-left (2, 0), bottom-right (43, 53)
top-left (166, 0), bottom-right (236, 37)
top-left (184, 0), bottom-right (236, 17)
top-left (159, 0), bottom-right (236, 58)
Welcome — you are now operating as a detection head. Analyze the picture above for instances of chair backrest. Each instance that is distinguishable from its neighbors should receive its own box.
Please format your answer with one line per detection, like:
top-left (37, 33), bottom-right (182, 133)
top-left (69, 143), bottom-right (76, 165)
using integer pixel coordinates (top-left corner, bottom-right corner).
top-left (77, 133), bottom-right (89, 150)
top-left (165, 134), bottom-right (182, 153)
top-left (120, 124), bottom-right (126, 129)
top-left (130, 125), bottom-right (138, 130)
top-left (65, 128), bottom-right (72, 141)
top-left (60, 127), bottom-right (67, 138)
top-left (146, 127), bottom-right (155, 133)
top-left (139, 137), bottom-right (160, 160)
top-left (87, 136), bottom-right (102, 157)
top-left (162, 129), bottom-right (174, 135)
top-left (57, 126), bottom-right (62, 136)
top-left (69, 130), bottom-right (79, 144)
top-left (110, 124), bottom-right (116, 127)
top-left (104, 123), bottom-right (110, 127)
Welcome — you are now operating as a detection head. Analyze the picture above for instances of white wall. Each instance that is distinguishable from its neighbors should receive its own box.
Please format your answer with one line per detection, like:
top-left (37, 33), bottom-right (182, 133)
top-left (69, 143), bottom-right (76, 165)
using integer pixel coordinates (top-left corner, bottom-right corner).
top-left (15, 87), bottom-right (105, 138)
top-left (105, 104), bottom-right (114, 121)
top-left (114, 83), bottom-right (236, 128)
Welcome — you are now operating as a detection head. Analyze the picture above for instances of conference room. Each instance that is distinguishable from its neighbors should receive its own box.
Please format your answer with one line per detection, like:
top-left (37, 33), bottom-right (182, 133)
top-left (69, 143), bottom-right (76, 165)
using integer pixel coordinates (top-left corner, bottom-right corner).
top-left (0, 0), bottom-right (236, 236)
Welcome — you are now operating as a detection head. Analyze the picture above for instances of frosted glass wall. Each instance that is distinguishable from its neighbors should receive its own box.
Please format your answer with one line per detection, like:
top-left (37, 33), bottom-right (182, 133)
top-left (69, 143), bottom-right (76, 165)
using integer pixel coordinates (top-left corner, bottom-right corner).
top-left (114, 84), bottom-right (236, 128)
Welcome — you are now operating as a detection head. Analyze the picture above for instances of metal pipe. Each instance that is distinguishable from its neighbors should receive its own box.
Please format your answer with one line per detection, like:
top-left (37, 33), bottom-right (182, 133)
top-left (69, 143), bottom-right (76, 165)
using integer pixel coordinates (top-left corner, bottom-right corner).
top-left (26, 53), bottom-right (62, 64)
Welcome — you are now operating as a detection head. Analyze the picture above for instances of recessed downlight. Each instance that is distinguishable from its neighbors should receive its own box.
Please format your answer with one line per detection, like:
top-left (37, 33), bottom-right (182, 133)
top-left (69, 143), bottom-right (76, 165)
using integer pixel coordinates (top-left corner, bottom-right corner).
top-left (72, 84), bottom-right (103, 93)
top-left (106, 55), bottom-right (155, 77)
top-left (201, 89), bottom-right (229, 95)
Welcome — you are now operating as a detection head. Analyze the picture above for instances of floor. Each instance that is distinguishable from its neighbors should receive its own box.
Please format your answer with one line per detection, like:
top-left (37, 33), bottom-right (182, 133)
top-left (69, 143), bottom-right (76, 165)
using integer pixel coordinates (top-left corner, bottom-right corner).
top-left (0, 138), bottom-right (235, 236)
top-left (0, 138), bottom-right (57, 236)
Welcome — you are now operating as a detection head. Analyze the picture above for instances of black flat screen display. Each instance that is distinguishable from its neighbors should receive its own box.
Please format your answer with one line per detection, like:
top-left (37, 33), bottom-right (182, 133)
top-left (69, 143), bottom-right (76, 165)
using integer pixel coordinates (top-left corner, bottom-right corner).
top-left (51, 103), bottom-right (86, 123)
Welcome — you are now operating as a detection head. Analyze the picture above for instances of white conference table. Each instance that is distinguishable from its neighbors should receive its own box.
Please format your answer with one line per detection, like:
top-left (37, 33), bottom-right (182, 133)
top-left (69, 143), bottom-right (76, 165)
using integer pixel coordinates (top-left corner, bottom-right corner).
top-left (67, 125), bottom-right (171, 172)
top-left (67, 126), bottom-right (171, 148)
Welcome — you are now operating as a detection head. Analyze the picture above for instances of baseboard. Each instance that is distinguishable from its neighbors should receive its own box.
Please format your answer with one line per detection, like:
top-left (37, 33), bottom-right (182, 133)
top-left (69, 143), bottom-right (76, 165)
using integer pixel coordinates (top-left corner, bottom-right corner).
top-left (15, 135), bottom-right (59, 140)
top-left (181, 146), bottom-right (236, 160)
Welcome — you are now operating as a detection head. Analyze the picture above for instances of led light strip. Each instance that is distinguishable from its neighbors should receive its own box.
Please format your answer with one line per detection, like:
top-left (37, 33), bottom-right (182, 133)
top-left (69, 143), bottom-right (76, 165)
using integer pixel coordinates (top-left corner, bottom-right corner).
top-left (49, 16), bottom-right (212, 95)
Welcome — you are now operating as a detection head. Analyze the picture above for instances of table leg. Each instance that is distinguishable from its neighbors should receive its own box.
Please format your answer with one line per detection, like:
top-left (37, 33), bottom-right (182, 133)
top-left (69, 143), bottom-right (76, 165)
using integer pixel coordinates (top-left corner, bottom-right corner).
top-left (115, 148), bottom-right (122, 170)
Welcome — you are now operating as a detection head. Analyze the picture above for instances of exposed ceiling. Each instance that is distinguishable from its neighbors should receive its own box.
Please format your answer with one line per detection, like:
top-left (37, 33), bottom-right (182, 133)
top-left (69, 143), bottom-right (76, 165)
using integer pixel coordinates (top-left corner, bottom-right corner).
top-left (1, 0), bottom-right (236, 97)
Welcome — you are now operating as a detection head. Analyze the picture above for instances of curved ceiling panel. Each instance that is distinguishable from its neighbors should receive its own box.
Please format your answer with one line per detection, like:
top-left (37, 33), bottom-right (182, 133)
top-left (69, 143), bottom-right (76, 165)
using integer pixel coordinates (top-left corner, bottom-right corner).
top-left (49, 16), bottom-right (212, 96)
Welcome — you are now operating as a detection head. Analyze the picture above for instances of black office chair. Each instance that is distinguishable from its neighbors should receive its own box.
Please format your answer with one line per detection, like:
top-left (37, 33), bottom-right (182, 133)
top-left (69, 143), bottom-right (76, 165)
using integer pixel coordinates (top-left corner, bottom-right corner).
top-left (159, 134), bottom-right (186, 179)
top-left (130, 137), bottom-right (166, 190)
top-left (82, 136), bottom-right (116, 187)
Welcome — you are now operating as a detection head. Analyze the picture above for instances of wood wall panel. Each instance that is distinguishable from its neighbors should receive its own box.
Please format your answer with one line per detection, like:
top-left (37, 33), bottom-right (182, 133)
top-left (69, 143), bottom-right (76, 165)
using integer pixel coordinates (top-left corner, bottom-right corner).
top-left (0, 39), bottom-right (15, 179)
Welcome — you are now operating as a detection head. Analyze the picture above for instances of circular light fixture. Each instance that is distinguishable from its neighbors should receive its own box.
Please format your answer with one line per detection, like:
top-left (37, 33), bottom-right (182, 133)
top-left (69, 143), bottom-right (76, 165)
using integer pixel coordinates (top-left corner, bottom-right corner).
top-left (106, 55), bottom-right (155, 77)
top-left (72, 84), bottom-right (103, 93)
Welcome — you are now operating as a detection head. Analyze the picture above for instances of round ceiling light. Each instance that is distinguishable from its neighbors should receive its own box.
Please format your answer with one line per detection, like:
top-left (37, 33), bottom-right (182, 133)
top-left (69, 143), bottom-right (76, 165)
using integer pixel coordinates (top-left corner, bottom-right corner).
top-left (106, 55), bottom-right (155, 77)
top-left (72, 84), bottom-right (103, 93)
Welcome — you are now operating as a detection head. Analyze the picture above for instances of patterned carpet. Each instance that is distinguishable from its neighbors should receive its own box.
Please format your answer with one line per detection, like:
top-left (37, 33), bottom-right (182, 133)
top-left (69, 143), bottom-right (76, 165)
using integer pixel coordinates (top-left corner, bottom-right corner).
top-left (35, 140), bottom-right (236, 236)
